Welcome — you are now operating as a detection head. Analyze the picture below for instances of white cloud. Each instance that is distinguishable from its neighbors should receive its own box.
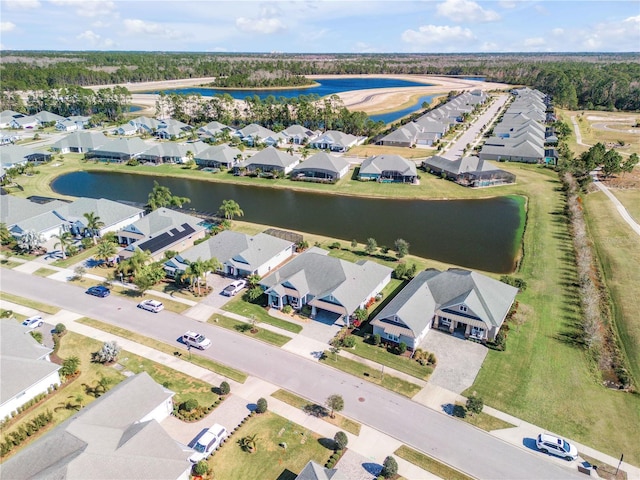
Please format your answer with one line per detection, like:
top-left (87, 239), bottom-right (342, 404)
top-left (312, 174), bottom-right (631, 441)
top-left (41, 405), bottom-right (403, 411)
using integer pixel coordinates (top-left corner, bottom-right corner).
top-left (402, 24), bottom-right (475, 46)
top-left (534, 4), bottom-right (549, 16)
top-left (498, 1), bottom-right (516, 8)
top-left (50, 0), bottom-right (116, 18)
top-left (3, 0), bottom-right (40, 9)
top-left (580, 14), bottom-right (640, 50)
top-left (91, 20), bottom-right (110, 28)
top-left (76, 30), bottom-right (114, 48)
top-left (352, 41), bottom-right (380, 53)
top-left (437, 0), bottom-right (501, 23)
top-left (0, 22), bottom-right (17, 32)
top-left (235, 16), bottom-right (286, 34)
top-left (524, 37), bottom-right (545, 47)
top-left (123, 19), bottom-right (182, 39)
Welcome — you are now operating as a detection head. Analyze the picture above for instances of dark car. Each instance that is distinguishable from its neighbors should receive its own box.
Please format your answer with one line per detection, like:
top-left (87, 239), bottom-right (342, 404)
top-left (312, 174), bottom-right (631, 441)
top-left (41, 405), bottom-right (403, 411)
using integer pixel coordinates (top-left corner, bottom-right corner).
top-left (86, 285), bottom-right (110, 298)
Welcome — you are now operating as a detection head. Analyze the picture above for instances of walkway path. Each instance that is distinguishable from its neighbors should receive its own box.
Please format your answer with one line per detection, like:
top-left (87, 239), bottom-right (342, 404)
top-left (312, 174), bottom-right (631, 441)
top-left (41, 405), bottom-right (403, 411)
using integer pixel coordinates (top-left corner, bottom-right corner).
top-left (570, 115), bottom-right (640, 236)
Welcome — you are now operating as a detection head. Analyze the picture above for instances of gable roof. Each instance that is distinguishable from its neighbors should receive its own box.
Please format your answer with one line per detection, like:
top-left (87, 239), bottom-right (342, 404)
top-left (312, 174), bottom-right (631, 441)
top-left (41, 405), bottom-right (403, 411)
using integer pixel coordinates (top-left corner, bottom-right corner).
top-left (55, 198), bottom-right (144, 229)
top-left (0, 145), bottom-right (51, 167)
top-left (0, 320), bottom-right (60, 407)
top-left (0, 373), bottom-right (190, 480)
top-left (292, 152), bottom-right (349, 175)
top-left (239, 123), bottom-right (279, 139)
top-left (296, 461), bottom-right (347, 480)
top-left (360, 154), bottom-right (417, 176)
top-left (195, 144), bottom-right (242, 163)
top-left (91, 138), bottom-right (149, 156)
top-left (243, 146), bottom-right (299, 169)
top-left (35, 110), bottom-right (66, 123)
top-left (424, 155), bottom-right (502, 175)
top-left (52, 131), bottom-right (108, 151)
top-left (121, 208), bottom-right (203, 238)
top-left (0, 194), bottom-right (68, 227)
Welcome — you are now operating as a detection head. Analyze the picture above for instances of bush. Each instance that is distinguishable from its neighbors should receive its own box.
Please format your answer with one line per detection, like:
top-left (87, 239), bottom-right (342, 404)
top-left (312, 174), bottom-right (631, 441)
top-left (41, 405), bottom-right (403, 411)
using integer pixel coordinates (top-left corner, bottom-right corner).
top-left (282, 304), bottom-right (293, 314)
top-left (256, 397), bottom-right (268, 414)
top-left (466, 395), bottom-right (484, 415)
top-left (329, 241), bottom-right (341, 249)
top-left (192, 460), bottom-right (209, 476)
top-left (342, 335), bottom-right (356, 348)
top-left (381, 456), bottom-right (398, 479)
top-left (372, 333), bottom-right (381, 346)
top-left (219, 381), bottom-right (230, 396)
top-left (54, 323), bottom-right (66, 335)
top-left (334, 431), bottom-right (348, 450)
top-left (30, 331), bottom-right (43, 344)
top-left (427, 352), bottom-right (437, 365)
top-left (396, 342), bottom-right (407, 355)
top-left (180, 398), bottom-right (199, 412)
top-left (91, 341), bottom-right (121, 364)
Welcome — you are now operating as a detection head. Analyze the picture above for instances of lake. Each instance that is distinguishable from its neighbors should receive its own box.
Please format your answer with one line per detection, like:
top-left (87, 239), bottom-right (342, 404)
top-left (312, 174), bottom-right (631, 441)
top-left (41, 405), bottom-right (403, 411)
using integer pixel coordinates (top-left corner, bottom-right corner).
top-left (52, 171), bottom-right (523, 273)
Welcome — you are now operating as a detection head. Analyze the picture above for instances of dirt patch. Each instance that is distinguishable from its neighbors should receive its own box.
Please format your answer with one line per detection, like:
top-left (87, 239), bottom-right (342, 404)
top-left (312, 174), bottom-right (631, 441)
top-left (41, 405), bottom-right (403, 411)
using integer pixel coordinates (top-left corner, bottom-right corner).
top-left (601, 170), bottom-right (640, 190)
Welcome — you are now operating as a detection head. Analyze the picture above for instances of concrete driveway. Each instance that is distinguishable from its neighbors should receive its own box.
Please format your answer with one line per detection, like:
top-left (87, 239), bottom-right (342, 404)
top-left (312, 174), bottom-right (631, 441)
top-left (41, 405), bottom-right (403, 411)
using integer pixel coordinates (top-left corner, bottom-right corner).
top-left (419, 329), bottom-right (488, 394)
top-left (198, 273), bottom-right (239, 309)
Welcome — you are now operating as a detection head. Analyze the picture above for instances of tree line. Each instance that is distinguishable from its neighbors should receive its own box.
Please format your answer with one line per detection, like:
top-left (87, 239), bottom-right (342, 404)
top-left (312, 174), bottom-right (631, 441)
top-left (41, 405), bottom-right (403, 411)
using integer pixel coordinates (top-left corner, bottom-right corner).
top-left (2, 51), bottom-right (638, 111)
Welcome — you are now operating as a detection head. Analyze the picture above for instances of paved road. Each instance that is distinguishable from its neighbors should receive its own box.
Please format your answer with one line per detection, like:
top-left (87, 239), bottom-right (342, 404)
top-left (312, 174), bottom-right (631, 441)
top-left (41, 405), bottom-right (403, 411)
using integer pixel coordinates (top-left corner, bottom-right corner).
top-left (0, 269), bottom-right (583, 480)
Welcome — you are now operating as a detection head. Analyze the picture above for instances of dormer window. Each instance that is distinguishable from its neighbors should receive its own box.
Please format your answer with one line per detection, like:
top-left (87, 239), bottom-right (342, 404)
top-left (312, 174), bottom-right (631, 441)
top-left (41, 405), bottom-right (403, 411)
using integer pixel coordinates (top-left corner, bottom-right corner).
top-left (459, 305), bottom-right (467, 312)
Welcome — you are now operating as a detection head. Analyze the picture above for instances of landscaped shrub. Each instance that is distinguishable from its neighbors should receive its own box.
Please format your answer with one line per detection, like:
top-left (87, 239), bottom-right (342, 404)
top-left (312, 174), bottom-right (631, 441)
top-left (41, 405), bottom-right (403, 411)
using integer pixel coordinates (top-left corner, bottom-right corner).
top-left (91, 341), bottom-right (121, 364)
top-left (396, 342), bottom-right (407, 355)
top-left (334, 431), bottom-right (348, 450)
top-left (381, 456), bottom-right (398, 479)
top-left (427, 352), bottom-right (437, 365)
top-left (54, 323), bottom-right (66, 335)
top-left (192, 460), bottom-right (209, 476)
top-left (466, 395), bottom-right (484, 415)
top-left (180, 399), bottom-right (199, 412)
top-left (341, 335), bottom-right (356, 348)
top-left (329, 242), bottom-right (341, 249)
top-left (30, 331), bottom-right (43, 344)
top-left (256, 397), bottom-right (268, 414)
top-left (282, 304), bottom-right (293, 314)
top-left (219, 381), bottom-right (230, 396)
top-left (372, 333), bottom-right (381, 346)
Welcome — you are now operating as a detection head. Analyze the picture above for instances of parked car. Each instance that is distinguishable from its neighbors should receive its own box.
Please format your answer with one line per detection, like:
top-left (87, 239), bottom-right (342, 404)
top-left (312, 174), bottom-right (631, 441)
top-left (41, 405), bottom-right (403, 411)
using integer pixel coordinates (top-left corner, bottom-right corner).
top-left (536, 433), bottom-right (578, 461)
top-left (222, 279), bottom-right (247, 297)
top-left (22, 315), bottom-right (44, 329)
top-left (182, 331), bottom-right (211, 350)
top-left (189, 424), bottom-right (228, 463)
top-left (86, 285), bottom-right (110, 298)
top-left (137, 299), bottom-right (164, 313)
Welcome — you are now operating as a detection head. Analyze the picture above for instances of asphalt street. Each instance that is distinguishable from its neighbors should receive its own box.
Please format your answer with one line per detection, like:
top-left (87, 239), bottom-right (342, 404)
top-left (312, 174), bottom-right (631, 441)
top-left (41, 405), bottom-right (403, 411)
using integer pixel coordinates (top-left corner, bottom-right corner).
top-left (0, 268), bottom-right (584, 479)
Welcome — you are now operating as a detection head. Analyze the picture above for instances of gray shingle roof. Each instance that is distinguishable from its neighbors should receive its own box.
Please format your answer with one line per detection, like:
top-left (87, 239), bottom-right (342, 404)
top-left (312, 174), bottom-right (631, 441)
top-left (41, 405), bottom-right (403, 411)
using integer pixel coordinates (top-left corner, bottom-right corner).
top-left (121, 208), bottom-right (202, 238)
top-left (91, 138), bottom-right (149, 156)
top-left (52, 131), bottom-right (108, 151)
top-left (0, 373), bottom-right (190, 480)
top-left (423, 155), bottom-right (501, 175)
top-left (243, 146), bottom-right (299, 169)
top-left (292, 152), bottom-right (349, 175)
top-left (56, 198), bottom-right (144, 230)
top-left (359, 154), bottom-right (417, 177)
top-left (0, 144), bottom-right (50, 167)
top-left (195, 144), bottom-right (242, 163)
top-left (0, 195), bottom-right (68, 227)
top-left (295, 461), bottom-right (347, 480)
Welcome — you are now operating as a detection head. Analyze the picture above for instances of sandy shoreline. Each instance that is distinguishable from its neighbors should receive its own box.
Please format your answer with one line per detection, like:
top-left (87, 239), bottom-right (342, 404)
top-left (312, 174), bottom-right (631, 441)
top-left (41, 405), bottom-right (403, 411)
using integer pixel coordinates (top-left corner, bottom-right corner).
top-left (93, 74), bottom-right (511, 117)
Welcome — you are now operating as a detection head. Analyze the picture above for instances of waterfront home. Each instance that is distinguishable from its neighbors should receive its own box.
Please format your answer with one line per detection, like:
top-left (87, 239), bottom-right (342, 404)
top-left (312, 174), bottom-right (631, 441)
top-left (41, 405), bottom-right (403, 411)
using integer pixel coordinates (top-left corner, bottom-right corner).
top-left (371, 268), bottom-right (518, 348)
top-left (85, 138), bottom-right (149, 163)
top-left (155, 118), bottom-right (193, 139)
top-left (0, 373), bottom-right (191, 480)
top-left (164, 230), bottom-right (295, 278)
top-left (51, 131), bottom-right (108, 154)
top-left (308, 130), bottom-right (361, 152)
top-left (118, 208), bottom-right (207, 261)
top-left (290, 152), bottom-right (349, 182)
top-left (422, 155), bottom-right (516, 187)
top-left (0, 320), bottom-right (61, 420)
top-left (281, 124), bottom-right (318, 145)
top-left (195, 144), bottom-right (243, 169)
top-left (358, 154), bottom-right (417, 183)
top-left (237, 146), bottom-right (300, 175)
top-left (137, 141), bottom-right (208, 164)
top-left (260, 247), bottom-right (392, 323)
top-left (56, 197), bottom-right (145, 238)
top-left (0, 144), bottom-right (52, 168)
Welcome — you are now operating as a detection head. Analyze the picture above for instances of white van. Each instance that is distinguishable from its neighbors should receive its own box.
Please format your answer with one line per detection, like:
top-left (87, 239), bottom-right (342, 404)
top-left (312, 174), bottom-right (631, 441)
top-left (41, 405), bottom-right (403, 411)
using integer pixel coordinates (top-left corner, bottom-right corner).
top-left (182, 331), bottom-right (211, 350)
top-left (189, 424), bottom-right (228, 462)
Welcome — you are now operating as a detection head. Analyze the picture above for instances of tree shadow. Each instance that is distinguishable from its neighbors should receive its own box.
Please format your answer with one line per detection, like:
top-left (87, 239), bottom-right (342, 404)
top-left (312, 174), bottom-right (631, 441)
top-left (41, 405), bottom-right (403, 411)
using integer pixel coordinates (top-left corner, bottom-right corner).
top-left (318, 437), bottom-right (336, 450)
top-left (303, 404), bottom-right (328, 418)
top-left (275, 470), bottom-right (297, 480)
top-left (363, 462), bottom-right (382, 476)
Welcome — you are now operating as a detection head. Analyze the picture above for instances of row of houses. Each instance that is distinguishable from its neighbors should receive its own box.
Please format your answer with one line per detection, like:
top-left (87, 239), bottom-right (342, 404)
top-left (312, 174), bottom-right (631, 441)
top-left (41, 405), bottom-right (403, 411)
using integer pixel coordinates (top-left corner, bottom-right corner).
top-left (478, 88), bottom-right (558, 164)
top-left (1, 109), bottom-right (91, 132)
top-left (378, 90), bottom-right (488, 148)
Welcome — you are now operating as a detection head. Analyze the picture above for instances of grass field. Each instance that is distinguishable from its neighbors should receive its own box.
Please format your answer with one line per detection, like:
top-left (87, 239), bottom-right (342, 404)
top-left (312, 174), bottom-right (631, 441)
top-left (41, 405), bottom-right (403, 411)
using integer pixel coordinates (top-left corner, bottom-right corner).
top-left (610, 189), bottom-right (640, 224)
top-left (76, 317), bottom-right (248, 383)
top-left (465, 167), bottom-right (640, 464)
top-left (208, 411), bottom-right (331, 480)
top-left (270, 389), bottom-right (361, 436)
top-left (395, 445), bottom-right (473, 480)
top-left (32, 268), bottom-right (58, 278)
top-left (222, 295), bottom-right (303, 333)
top-left (0, 292), bottom-right (61, 315)
top-left (208, 313), bottom-right (292, 347)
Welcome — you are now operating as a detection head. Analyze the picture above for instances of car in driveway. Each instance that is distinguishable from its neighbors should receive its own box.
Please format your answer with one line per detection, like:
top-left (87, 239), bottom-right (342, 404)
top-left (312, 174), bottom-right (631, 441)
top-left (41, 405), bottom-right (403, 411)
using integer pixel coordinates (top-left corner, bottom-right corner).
top-left (182, 331), bottom-right (211, 350)
top-left (137, 299), bottom-right (164, 313)
top-left (222, 279), bottom-right (246, 297)
top-left (22, 315), bottom-right (44, 328)
top-left (536, 433), bottom-right (578, 461)
top-left (86, 285), bottom-right (110, 297)
top-left (189, 424), bottom-right (228, 463)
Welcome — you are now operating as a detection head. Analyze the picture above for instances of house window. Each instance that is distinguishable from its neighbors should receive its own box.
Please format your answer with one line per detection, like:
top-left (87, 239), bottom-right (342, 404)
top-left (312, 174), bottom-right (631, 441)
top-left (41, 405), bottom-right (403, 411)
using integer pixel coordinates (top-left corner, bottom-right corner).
top-left (439, 317), bottom-right (451, 328)
top-left (386, 333), bottom-right (399, 342)
top-left (471, 326), bottom-right (484, 337)
top-left (459, 305), bottom-right (467, 312)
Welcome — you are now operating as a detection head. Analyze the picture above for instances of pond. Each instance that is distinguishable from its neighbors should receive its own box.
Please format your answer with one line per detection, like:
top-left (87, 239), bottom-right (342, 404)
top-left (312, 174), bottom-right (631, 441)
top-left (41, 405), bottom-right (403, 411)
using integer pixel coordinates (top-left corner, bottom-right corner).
top-left (51, 171), bottom-right (524, 273)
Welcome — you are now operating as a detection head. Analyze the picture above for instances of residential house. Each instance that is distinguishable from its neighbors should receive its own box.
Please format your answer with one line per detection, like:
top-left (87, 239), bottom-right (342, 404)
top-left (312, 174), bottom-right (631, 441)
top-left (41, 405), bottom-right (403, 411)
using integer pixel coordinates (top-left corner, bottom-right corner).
top-left (10, 115), bottom-right (39, 130)
top-left (51, 131), bottom-right (108, 154)
top-left (129, 116), bottom-right (163, 135)
top-left (295, 461), bottom-right (346, 480)
top-left (309, 130), bottom-right (361, 152)
top-left (0, 373), bottom-right (192, 480)
top-left (55, 116), bottom-right (91, 132)
top-left (281, 124), bottom-right (318, 145)
top-left (0, 145), bottom-right (52, 169)
top-left (156, 118), bottom-right (193, 140)
top-left (197, 121), bottom-right (235, 139)
top-left (55, 197), bottom-right (145, 238)
top-left (260, 247), bottom-right (392, 322)
top-left (34, 110), bottom-right (66, 126)
top-left (0, 195), bottom-right (69, 242)
top-left (137, 141), bottom-right (207, 164)
top-left (0, 320), bottom-right (62, 420)
top-left (195, 144), bottom-right (243, 169)
top-left (479, 139), bottom-right (544, 164)
top-left (238, 146), bottom-right (300, 175)
top-left (422, 155), bottom-right (516, 187)
top-left (237, 123), bottom-right (283, 147)
top-left (164, 230), bottom-right (295, 278)
top-left (0, 110), bottom-right (25, 129)
top-left (290, 152), bottom-right (349, 182)
top-left (358, 154), bottom-right (417, 183)
top-left (85, 138), bottom-right (149, 163)
top-left (118, 208), bottom-right (207, 261)
top-left (371, 268), bottom-right (518, 347)
top-left (115, 123), bottom-right (138, 136)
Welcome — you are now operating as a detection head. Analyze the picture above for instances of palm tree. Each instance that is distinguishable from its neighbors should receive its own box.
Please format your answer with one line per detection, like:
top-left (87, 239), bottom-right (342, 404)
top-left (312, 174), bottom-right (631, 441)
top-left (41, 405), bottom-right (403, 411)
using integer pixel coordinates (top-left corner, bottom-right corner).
top-left (218, 199), bottom-right (244, 222)
top-left (184, 259), bottom-right (206, 295)
top-left (53, 231), bottom-right (74, 259)
top-left (95, 240), bottom-right (117, 267)
top-left (83, 212), bottom-right (105, 245)
top-left (18, 230), bottom-right (45, 253)
top-left (117, 248), bottom-right (151, 279)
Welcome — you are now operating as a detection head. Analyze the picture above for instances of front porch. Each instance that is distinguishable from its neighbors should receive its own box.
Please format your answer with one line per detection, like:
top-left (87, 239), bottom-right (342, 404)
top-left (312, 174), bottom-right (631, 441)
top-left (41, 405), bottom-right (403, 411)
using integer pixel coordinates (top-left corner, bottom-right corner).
top-left (433, 314), bottom-right (488, 342)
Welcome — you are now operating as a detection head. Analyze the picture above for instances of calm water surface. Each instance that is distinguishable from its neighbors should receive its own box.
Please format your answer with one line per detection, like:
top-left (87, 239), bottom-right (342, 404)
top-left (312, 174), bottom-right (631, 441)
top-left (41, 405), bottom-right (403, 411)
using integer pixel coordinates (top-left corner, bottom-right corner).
top-left (52, 171), bottom-right (523, 273)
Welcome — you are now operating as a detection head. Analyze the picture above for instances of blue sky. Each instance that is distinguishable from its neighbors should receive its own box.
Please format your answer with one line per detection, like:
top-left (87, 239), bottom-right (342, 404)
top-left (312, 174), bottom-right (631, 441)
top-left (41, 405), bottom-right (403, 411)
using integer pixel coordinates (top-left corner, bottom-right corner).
top-left (1, 0), bottom-right (638, 52)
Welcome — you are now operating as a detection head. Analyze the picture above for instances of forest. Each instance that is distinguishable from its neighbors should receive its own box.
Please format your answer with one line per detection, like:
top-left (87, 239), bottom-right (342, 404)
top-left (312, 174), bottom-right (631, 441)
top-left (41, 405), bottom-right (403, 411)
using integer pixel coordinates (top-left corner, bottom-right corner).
top-left (1, 52), bottom-right (639, 111)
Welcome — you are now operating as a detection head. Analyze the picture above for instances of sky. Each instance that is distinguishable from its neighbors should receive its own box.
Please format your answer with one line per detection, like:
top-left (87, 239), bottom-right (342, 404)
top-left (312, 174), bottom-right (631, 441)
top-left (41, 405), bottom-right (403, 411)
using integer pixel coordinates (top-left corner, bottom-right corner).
top-left (0, 0), bottom-right (639, 53)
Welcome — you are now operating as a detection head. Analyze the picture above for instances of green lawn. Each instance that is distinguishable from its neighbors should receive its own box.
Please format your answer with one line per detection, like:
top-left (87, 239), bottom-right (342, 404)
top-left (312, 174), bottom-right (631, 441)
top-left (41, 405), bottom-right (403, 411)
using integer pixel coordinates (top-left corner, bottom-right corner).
top-left (222, 295), bottom-right (303, 333)
top-left (611, 188), bottom-right (640, 225)
top-left (209, 411), bottom-right (332, 480)
top-left (52, 244), bottom-right (100, 268)
top-left (319, 351), bottom-right (422, 398)
top-left (270, 389), bottom-right (361, 436)
top-left (395, 445), bottom-right (473, 480)
top-left (77, 317), bottom-right (247, 383)
top-left (33, 268), bottom-right (58, 278)
top-left (451, 403), bottom-right (516, 431)
top-left (208, 313), bottom-right (292, 347)
top-left (0, 259), bottom-right (22, 269)
top-left (465, 168), bottom-right (640, 464)
top-left (0, 292), bottom-right (61, 315)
